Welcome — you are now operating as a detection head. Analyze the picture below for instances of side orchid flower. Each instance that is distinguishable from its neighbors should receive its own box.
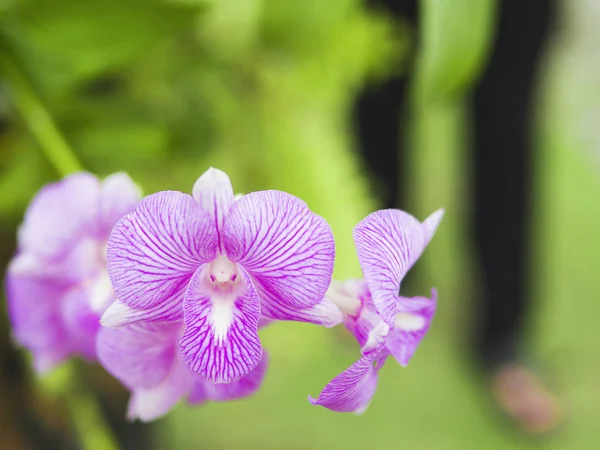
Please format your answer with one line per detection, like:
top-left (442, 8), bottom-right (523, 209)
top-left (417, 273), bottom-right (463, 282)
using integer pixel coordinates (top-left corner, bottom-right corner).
top-left (309, 208), bottom-right (444, 413)
top-left (5, 172), bottom-right (140, 372)
top-left (100, 167), bottom-right (340, 386)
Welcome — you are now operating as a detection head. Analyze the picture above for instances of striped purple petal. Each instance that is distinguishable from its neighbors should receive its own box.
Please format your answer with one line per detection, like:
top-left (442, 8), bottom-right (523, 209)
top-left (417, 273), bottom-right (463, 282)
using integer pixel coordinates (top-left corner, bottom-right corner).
top-left (179, 266), bottom-right (262, 383)
top-left (309, 353), bottom-right (386, 414)
top-left (353, 209), bottom-right (444, 325)
top-left (101, 299), bottom-right (185, 326)
top-left (107, 191), bottom-right (218, 312)
top-left (259, 292), bottom-right (343, 327)
top-left (222, 190), bottom-right (334, 310)
top-left (188, 352), bottom-right (269, 404)
top-left (386, 289), bottom-right (437, 366)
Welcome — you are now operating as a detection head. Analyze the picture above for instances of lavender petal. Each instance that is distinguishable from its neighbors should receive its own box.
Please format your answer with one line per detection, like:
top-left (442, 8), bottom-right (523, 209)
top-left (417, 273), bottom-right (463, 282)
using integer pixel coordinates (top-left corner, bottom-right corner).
top-left (99, 172), bottom-right (142, 230)
top-left (387, 289), bottom-right (437, 366)
top-left (353, 209), bottom-right (444, 325)
top-left (107, 191), bottom-right (217, 311)
top-left (308, 354), bottom-right (381, 414)
top-left (188, 352), bottom-right (269, 404)
top-left (223, 190), bottom-right (334, 310)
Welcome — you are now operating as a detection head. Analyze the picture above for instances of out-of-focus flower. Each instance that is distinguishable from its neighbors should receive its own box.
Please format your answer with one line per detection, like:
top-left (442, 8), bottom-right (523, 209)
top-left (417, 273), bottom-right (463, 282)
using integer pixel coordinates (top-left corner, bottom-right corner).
top-left (97, 322), bottom-right (269, 422)
top-left (102, 167), bottom-right (340, 384)
top-left (309, 209), bottom-right (444, 413)
top-left (5, 172), bottom-right (141, 372)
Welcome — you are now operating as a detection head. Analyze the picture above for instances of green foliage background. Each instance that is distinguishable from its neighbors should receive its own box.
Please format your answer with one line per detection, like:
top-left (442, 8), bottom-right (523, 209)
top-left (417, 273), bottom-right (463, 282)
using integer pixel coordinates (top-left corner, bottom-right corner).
top-left (2, 0), bottom-right (600, 449)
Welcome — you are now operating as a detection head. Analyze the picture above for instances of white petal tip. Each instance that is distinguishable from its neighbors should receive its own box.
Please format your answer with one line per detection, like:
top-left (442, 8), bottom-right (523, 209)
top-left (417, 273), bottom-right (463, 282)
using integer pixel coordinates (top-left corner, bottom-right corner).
top-left (423, 208), bottom-right (445, 240)
top-left (354, 404), bottom-right (370, 415)
top-left (99, 301), bottom-right (130, 327)
top-left (192, 167), bottom-right (233, 203)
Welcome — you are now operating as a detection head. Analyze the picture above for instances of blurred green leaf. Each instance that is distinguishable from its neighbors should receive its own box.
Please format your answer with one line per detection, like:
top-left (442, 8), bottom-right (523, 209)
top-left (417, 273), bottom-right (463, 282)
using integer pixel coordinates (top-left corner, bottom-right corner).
top-left (414, 0), bottom-right (497, 103)
top-left (1, 0), bottom-right (202, 98)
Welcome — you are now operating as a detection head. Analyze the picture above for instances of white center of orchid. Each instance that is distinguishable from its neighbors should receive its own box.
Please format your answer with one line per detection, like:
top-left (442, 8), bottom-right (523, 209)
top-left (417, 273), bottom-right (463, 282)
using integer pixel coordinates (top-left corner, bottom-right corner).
top-left (205, 255), bottom-right (241, 345)
top-left (325, 281), bottom-right (362, 317)
top-left (208, 255), bottom-right (239, 284)
top-left (394, 312), bottom-right (425, 332)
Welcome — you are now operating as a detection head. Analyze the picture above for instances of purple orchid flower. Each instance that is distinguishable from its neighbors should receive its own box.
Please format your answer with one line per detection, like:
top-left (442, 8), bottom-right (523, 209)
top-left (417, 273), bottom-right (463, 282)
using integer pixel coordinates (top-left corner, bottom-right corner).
top-left (101, 167), bottom-right (340, 385)
top-left (97, 322), bottom-right (269, 421)
top-left (309, 208), bottom-right (444, 413)
top-left (5, 172), bottom-right (140, 372)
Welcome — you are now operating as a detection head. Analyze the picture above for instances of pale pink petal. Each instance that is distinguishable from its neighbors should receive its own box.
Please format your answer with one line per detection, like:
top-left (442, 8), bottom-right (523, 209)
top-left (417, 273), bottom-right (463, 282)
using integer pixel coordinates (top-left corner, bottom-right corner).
top-left (18, 173), bottom-right (101, 259)
top-left (192, 167), bottom-right (235, 250)
top-left (127, 360), bottom-right (194, 422)
top-left (353, 209), bottom-right (443, 325)
top-left (63, 238), bottom-right (106, 284)
top-left (107, 191), bottom-right (217, 311)
top-left (179, 267), bottom-right (262, 383)
top-left (61, 287), bottom-right (101, 360)
top-left (223, 190), bottom-right (334, 310)
top-left (387, 289), bottom-right (437, 366)
top-left (188, 352), bottom-right (268, 404)
top-left (5, 271), bottom-right (71, 373)
top-left (97, 323), bottom-right (181, 390)
top-left (99, 172), bottom-right (142, 230)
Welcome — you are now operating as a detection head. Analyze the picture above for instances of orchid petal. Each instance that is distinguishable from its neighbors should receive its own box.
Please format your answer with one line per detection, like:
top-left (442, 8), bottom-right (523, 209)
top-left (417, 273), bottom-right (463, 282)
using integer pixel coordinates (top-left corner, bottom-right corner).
top-left (107, 191), bottom-right (217, 311)
top-left (387, 289), bottom-right (437, 366)
top-left (18, 173), bottom-right (101, 259)
top-left (188, 352), bottom-right (269, 404)
top-left (100, 298), bottom-right (184, 327)
top-left (353, 209), bottom-right (443, 325)
top-left (99, 172), bottom-right (141, 230)
top-left (192, 167), bottom-right (235, 250)
top-left (422, 209), bottom-right (445, 243)
top-left (309, 355), bottom-right (381, 414)
top-left (5, 272), bottom-right (71, 373)
top-left (259, 292), bottom-right (343, 327)
top-left (97, 323), bottom-right (181, 390)
top-left (127, 360), bottom-right (194, 422)
top-left (61, 287), bottom-right (101, 360)
top-left (223, 190), bottom-right (334, 309)
top-left (180, 267), bottom-right (262, 383)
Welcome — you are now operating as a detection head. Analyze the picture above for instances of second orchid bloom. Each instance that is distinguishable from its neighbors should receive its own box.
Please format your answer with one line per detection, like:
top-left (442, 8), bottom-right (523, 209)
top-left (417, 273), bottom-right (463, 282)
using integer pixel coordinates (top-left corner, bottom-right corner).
top-left (309, 208), bottom-right (444, 413)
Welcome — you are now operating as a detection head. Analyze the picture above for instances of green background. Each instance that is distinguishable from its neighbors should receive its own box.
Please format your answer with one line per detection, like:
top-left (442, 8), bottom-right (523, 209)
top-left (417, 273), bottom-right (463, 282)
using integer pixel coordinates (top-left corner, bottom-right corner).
top-left (1, 0), bottom-right (598, 449)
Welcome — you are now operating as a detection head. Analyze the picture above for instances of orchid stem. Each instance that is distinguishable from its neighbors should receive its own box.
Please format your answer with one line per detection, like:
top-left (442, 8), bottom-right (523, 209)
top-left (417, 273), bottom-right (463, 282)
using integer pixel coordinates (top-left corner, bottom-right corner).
top-left (36, 362), bottom-right (120, 450)
top-left (1, 53), bottom-right (82, 177)
top-left (67, 374), bottom-right (120, 450)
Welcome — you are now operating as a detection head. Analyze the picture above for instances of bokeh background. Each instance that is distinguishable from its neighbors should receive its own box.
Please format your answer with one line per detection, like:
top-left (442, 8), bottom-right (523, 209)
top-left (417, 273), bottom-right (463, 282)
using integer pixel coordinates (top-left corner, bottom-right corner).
top-left (1, 0), bottom-right (600, 449)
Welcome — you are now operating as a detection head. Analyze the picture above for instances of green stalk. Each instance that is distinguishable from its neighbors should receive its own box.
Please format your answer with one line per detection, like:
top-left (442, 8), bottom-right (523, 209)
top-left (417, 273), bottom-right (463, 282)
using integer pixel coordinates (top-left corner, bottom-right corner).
top-left (1, 53), bottom-right (82, 176)
top-left (35, 359), bottom-right (120, 450)
top-left (5, 55), bottom-right (119, 449)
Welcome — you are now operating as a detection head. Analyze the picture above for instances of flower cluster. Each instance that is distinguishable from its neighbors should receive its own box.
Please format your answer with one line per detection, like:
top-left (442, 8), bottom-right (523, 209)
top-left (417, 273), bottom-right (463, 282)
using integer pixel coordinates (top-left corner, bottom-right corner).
top-left (5, 167), bottom-right (443, 420)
